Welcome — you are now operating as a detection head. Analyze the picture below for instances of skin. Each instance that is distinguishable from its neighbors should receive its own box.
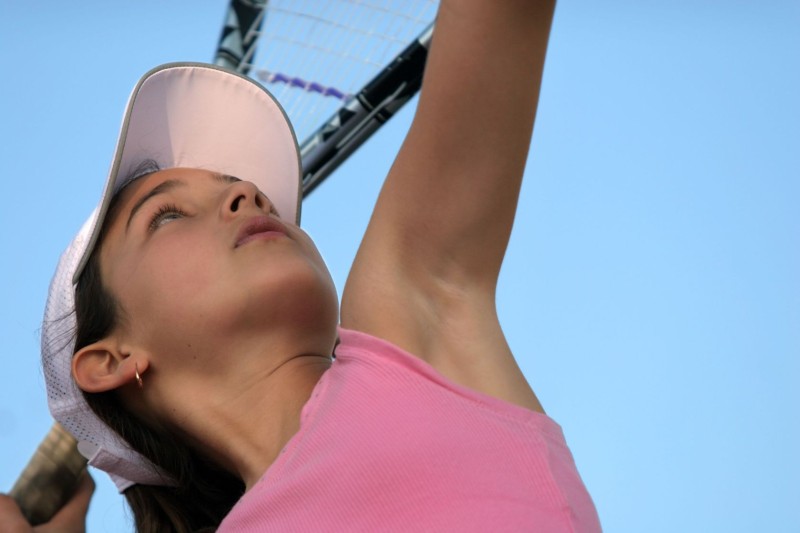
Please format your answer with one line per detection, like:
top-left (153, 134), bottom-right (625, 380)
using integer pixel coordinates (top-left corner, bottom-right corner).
top-left (4, 0), bottom-right (556, 527)
top-left (74, 168), bottom-right (339, 488)
top-left (0, 473), bottom-right (94, 533)
top-left (342, 0), bottom-right (553, 411)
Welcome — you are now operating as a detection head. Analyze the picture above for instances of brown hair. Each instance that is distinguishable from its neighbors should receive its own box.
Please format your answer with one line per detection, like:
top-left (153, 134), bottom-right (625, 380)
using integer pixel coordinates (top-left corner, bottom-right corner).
top-left (73, 166), bottom-right (244, 532)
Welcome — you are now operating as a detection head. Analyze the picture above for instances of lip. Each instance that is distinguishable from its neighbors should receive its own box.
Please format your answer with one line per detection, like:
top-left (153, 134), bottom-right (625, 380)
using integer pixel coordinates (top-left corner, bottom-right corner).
top-left (235, 215), bottom-right (289, 248)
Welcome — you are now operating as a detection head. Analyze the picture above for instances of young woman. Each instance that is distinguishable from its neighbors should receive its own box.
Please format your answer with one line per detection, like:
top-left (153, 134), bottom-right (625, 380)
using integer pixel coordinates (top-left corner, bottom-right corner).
top-left (2, 1), bottom-right (601, 531)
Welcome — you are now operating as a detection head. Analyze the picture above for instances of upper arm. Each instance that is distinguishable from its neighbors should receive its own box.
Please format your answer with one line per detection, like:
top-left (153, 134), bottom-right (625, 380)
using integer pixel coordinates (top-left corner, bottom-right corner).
top-left (372, 0), bottom-right (556, 285)
top-left (341, 0), bottom-right (555, 412)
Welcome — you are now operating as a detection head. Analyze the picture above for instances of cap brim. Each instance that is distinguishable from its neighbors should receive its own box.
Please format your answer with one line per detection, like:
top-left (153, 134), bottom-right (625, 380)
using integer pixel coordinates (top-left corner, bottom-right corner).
top-left (73, 62), bottom-right (302, 283)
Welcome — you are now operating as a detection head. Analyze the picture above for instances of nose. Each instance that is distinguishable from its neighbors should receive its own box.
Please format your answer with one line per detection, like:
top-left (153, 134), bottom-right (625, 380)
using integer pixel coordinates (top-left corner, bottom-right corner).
top-left (222, 180), bottom-right (273, 217)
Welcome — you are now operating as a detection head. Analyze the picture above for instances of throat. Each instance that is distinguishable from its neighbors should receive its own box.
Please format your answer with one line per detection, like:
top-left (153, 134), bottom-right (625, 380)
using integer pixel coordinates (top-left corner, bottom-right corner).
top-left (184, 354), bottom-right (332, 490)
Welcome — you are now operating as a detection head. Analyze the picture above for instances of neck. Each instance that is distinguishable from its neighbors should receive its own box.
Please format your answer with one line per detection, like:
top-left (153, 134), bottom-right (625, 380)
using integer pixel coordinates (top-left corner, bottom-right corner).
top-left (165, 353), bottom-right (332, 490)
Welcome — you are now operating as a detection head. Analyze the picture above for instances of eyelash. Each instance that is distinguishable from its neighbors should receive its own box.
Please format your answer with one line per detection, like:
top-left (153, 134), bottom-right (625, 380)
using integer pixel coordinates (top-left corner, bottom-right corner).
top-left (148, 203), bottom-right (188, 232)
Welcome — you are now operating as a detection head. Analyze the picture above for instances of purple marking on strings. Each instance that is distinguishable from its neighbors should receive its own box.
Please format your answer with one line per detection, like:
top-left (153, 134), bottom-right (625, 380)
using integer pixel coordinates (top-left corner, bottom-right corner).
top-left (260, 70), bottom-right (350, 101)
top-left (323, 86), bottom-right (347, 100)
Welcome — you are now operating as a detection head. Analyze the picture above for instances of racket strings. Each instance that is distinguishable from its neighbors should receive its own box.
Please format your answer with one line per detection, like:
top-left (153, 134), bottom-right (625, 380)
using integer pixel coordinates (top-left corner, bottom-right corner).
top-left (242, 0), bottom-right (437, 142)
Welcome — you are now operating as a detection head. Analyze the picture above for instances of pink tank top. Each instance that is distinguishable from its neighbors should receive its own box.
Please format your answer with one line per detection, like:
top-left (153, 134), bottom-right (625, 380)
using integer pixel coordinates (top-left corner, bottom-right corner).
top-left (218, 328), bottom-right (601, 532)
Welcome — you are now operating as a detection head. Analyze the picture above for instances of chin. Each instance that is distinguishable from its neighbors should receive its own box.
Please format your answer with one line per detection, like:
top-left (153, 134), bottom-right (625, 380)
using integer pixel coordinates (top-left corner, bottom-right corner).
top-left (233, 254), bottom-right (340, 347)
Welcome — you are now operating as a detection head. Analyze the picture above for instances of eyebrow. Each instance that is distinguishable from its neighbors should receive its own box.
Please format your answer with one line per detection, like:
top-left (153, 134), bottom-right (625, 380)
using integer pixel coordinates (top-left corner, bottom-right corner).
top-left (125, 179), bottom-right (186, 231)
top-left (214, 173), bottom-right (241, 185)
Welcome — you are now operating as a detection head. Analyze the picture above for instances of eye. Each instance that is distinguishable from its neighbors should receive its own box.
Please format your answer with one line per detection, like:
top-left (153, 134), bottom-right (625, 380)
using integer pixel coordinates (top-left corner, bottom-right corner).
top-left (148, 203), bottom-right (188, 231)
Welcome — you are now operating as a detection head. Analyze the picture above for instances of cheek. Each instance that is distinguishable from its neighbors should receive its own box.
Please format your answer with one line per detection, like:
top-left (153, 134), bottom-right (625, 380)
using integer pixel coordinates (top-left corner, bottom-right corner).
top-left (114, 237), bottom-right (223, 337)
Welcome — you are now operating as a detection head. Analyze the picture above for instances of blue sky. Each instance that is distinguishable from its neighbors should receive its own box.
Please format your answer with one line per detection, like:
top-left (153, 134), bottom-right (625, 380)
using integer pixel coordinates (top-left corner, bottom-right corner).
top-left (1, 2), bottom-right (798, 531)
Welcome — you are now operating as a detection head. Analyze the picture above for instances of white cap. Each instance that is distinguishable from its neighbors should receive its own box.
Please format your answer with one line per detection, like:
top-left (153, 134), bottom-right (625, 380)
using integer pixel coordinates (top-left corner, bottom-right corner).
top-left (41, 63), bottom-right (302, 492)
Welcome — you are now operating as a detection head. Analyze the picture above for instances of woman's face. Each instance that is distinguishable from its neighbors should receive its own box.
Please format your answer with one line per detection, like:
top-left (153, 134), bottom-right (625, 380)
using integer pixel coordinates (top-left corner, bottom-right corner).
top-left (97, 168), bottom-right (339, 382)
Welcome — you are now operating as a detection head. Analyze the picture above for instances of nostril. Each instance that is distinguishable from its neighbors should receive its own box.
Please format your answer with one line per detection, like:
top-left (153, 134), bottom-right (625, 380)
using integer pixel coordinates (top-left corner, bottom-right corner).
top-left (255, 194), bottom-right (265, 210)
top-left (230, 195), bottom-right (244, 212)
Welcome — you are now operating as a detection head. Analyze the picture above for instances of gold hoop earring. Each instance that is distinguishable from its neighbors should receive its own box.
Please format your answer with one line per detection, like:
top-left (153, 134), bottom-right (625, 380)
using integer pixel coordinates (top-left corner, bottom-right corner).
top-left (135, 363), bottom-right (144, 389)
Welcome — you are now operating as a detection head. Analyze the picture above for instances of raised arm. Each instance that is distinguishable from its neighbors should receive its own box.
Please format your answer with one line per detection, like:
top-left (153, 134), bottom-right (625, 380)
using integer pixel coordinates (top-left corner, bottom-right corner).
top-left (342, 0), bottom-right (556, 411)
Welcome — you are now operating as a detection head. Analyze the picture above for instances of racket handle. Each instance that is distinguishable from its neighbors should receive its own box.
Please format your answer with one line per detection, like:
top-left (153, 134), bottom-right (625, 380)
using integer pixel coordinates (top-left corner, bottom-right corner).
top-left (9, 422), bottom-right (87, 526)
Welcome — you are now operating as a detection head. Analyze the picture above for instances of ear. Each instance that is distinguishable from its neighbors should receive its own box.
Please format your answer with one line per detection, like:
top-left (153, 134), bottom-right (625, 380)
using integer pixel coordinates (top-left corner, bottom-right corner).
top-left (72, 339), bottom-right (147, 393)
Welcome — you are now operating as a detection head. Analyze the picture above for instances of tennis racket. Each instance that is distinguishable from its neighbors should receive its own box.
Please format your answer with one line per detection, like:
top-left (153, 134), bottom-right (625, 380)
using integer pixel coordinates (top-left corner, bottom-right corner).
top-left (11, 0), bottom-right (437, 525)
top-left (215, 0), bottom-right (437, 196)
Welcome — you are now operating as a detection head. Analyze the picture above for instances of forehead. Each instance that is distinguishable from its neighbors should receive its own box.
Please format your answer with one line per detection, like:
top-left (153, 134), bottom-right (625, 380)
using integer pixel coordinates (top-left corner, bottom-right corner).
top-left (119, 168), bottom-right (224, 202)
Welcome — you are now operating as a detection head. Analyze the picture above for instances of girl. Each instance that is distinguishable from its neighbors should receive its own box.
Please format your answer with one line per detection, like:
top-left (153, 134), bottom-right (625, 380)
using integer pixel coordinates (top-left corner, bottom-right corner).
top-left (3, 1), bottom-right (601, 531)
